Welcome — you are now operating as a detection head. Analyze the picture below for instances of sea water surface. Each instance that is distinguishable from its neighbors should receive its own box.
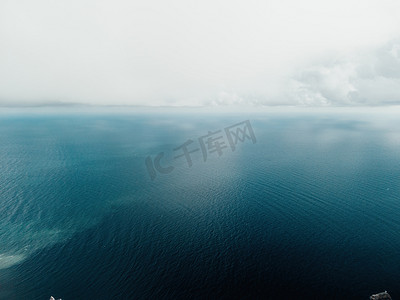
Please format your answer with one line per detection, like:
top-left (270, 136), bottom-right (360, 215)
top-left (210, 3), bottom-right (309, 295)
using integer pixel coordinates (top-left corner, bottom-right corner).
top-left (0, 108), bottom-right (400, 299)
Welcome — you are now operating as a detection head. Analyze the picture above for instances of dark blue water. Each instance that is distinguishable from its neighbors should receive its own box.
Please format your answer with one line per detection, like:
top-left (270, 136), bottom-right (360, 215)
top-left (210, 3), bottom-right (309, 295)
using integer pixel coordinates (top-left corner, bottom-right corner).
top-left (1, 110), bottom-right (400, 299)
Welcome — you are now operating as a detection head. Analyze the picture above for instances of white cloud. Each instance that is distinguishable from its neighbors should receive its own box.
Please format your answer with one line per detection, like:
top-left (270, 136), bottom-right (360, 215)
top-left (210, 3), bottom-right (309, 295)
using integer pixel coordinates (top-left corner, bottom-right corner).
top-left (289, 63), bottom-right (357, 106)
top-left (288, 39), bottom-right (400, 106)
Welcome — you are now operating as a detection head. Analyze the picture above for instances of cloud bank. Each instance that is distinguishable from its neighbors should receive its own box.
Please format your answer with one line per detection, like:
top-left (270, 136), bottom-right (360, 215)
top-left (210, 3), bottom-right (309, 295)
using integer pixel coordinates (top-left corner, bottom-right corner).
top-left (288, 39), bottom-right (400, 106)
top-left (1, 0), bottom-right (400, 107)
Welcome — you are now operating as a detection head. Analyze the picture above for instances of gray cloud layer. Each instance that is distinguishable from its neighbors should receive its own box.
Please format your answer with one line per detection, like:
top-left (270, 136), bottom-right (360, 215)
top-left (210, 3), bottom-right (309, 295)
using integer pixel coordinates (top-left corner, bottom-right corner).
top-left (1, 0), bottom-right (400, 107)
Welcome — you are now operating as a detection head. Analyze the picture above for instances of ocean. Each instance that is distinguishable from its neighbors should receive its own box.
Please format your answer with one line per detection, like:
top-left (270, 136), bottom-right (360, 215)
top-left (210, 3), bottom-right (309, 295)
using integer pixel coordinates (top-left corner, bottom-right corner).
top-left (0, 108), bottom-right (399, 299)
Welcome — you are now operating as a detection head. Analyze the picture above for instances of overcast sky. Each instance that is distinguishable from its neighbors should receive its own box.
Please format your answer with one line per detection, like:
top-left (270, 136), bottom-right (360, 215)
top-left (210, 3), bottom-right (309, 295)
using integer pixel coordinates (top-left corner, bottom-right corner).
top-left (1, 0), bottom-right (400, 107)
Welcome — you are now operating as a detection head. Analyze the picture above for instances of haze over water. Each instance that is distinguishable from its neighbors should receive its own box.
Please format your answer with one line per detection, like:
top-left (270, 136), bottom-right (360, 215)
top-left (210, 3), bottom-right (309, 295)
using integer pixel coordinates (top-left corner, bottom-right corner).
top-left (0, 109), bottom-right (400, 299)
